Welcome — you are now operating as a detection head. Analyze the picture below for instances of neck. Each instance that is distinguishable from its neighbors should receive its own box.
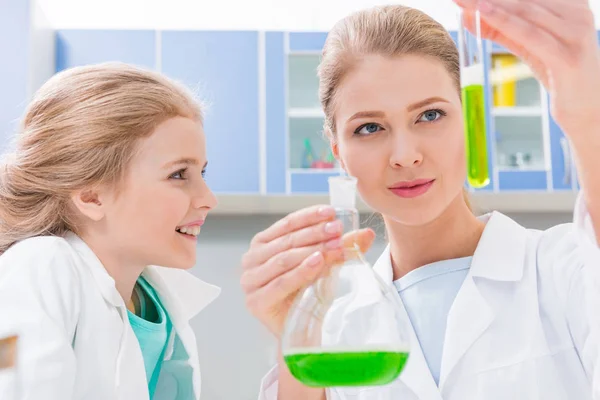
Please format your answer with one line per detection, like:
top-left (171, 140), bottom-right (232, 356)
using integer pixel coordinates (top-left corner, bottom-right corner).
top-left (384, 193), bottom-right (485, 280)
top-left (78, 231), bottom-right (145, 307)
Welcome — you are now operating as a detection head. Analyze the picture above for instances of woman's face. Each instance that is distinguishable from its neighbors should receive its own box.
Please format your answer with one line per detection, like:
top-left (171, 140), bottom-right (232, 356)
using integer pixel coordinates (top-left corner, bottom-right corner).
top-left (331, 54), bottom-right (466, 226)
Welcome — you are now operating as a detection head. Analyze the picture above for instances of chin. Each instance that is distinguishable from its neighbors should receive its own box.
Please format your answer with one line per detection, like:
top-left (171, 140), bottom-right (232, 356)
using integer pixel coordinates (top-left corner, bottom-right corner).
top-left (365, 194), bottom-right (447, 227)
top-left (151, 251), bottom-right (196, 270)
top-left (166, 256), bottom-right (196, 270)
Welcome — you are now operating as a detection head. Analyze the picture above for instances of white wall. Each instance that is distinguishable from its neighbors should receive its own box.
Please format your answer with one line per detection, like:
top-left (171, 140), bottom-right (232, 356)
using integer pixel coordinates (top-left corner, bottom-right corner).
top-left (37, 0), bottom-right (600, 31)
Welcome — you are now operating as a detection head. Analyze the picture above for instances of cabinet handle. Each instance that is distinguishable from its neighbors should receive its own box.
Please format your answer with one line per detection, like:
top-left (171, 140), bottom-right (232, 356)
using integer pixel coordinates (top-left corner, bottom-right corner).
top-left (560, 136), bottom-right (571, 186)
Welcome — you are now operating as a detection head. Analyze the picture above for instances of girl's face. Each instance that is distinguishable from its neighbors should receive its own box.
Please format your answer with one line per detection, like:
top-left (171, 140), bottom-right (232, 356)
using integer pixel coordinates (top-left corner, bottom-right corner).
top-left (331, 54), bottom-right (466, 226)
top-left (102, 116), bottom-right (217, 270)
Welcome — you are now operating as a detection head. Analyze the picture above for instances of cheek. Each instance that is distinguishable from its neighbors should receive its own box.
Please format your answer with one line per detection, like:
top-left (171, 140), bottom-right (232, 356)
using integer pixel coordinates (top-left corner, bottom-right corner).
top-left (117, 185), bottom-right (189, 233)
top-left (340, 141), bottom-right (385, 177)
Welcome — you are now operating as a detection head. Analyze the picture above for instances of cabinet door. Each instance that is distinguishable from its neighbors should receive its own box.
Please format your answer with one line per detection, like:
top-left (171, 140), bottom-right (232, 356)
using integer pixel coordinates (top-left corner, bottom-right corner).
top-left (549, 104), bottom-right (576, 191)
top-left (56, 30), bottom-right (156, 71)
top-left (487, 46), bottom-right (551, 191)
top-left (161, 31), bottom-right (260, 194)
top-left (0, 0), bottom-right (30, 146)
top-left (286, 32), bottom-right (342, 194)
top-left (265, 32), bottom-right (286, 194)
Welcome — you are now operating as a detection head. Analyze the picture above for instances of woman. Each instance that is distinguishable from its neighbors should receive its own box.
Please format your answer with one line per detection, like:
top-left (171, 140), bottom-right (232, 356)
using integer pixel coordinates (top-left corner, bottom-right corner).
top-left (241, 0), bottom-right (600, 399)
top-left (0, 63), bottom-right (219, 399)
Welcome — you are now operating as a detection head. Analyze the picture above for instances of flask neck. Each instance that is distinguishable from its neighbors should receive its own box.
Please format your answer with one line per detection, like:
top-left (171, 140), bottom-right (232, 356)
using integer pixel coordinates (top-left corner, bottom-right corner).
top-left (335, 207), bottom-right (360, 236)
top-left (334, 207), bottom-right (362, 260)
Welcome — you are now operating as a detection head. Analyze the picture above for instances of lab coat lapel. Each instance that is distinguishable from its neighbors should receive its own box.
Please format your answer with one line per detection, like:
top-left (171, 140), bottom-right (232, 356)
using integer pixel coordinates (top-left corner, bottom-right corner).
top-left (438, 211), bottom-right (528, 392)
top-left (142, 266), bottom-right (221, 400)
top-left (373, 247), bottom-right (443, 400)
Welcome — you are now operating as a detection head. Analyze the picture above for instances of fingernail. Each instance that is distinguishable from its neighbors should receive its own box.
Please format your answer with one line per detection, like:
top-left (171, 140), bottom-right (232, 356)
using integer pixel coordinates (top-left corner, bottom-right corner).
top-left (324, 220), bottom-right (343, 234)
top-left (325, 238), bottom-right (342, 249)
top-left (454, 0), bottom-right (476, 7)
top-left (318, 206), bottom-right (335, 217)
top-left (478, 1), bottom-right (494, 14)
top-left (307, 251), bottom-right (323, 267)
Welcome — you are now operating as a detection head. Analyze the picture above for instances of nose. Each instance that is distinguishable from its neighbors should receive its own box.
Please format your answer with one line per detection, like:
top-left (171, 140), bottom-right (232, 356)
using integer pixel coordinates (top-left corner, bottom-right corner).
top-left (389, 132), bottom-right (423, 168)
top-left (191, 179), bottom-right (218, 210)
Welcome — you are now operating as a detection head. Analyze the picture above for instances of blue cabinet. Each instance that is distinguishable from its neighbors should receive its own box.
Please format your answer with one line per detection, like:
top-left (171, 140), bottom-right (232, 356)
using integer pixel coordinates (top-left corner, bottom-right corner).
top-left (486, 43), bottom-right (552, 191)
top-left (161, 31), bottom-right (260, 194)
top-left (56, 30), bottom-right (156, 71)
top-left (0, 0), bottom-right (30, 147)
top-left (265, 32), bottom-right (287, 194)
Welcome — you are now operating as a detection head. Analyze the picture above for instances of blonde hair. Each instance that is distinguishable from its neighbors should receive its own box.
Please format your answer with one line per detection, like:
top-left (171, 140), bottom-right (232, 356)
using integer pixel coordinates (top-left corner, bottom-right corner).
top-left (318, 5), bottom-right (473, 209)
top-left (0, 62), bottom-right (203, 254)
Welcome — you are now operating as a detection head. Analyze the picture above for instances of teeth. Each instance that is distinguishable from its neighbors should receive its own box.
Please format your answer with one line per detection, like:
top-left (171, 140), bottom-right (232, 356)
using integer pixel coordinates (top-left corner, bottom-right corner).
top-left (177, 225), bottom-right (201, 237)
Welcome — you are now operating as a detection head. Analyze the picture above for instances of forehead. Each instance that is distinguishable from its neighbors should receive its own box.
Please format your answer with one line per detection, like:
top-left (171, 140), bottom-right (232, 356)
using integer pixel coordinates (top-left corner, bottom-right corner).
top-left (134, 116), bottom-right (206, 165)
top-left (335, 54), bottom-right (459, 118)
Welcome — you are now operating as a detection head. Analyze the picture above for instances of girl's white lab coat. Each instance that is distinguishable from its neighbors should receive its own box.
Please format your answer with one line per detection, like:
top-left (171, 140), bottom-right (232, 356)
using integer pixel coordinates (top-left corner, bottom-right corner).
top-left (260, 194), bottom-right (600, 400)
top-left (0, 232), bottom-right (220, 400)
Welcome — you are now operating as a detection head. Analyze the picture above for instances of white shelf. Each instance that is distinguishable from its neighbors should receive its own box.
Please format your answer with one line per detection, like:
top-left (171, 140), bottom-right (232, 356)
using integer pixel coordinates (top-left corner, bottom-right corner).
top-left (212, 192), bottom-right (578, 215)
top-left (288, 108), bottom-right (325, 118)
top-left (492, 106), bottom-right (543, 117)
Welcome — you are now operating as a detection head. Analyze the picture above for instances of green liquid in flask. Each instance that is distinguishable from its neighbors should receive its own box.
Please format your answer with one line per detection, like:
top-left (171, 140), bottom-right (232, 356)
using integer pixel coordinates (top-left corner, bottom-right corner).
top-left (462, 67), bottom-right (490, 188)
top-left (283, 347), bottom-right (409, 387)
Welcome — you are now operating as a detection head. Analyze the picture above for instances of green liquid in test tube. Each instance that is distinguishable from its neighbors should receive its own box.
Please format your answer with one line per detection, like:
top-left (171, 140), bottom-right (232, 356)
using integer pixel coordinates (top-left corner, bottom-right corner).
top-left (458, 10), bottom-right (490, 188)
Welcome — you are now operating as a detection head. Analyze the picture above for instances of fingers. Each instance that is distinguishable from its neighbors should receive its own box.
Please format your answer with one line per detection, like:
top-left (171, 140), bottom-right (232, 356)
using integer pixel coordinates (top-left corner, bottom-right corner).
top-left (242, 218), bottom-right (344, 269)
top-left (244, 248), bottom-right (330, 313)
top-left (251, 205), bottom-right (336, 245)
top-left (478, 1), bottom-right (565, 66)
top-left (462, 10), bottom-right (549, 86)
top-left (240, 242), bottom-right (344, 292)
top-left (240, 228), bottom-right (375, 292)
top-left (342, 228), bottom-right (376, 253)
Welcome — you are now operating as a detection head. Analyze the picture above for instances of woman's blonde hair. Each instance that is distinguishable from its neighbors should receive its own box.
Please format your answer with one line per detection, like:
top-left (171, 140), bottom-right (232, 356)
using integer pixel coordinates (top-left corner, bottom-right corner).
top-left (318, 5), bottom-right (472, 209)
top-left (0, 62), bottom-right (203, 254)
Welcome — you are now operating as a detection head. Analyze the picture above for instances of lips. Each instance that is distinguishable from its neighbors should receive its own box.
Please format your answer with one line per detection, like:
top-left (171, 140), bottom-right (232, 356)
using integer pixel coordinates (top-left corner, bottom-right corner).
top-left (388, 179), bottom-right (435, 199)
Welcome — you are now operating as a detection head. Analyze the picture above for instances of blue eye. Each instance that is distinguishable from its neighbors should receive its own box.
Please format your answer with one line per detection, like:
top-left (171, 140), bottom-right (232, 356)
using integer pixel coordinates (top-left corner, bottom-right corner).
top-left (169, 168), bottom-right (187, 180)
top-left (201, 169), bottom-right (207, 178)
top-left (418, 109), bottom-right (446, 123)
top-left (354, 123), bottom-right (382, 135)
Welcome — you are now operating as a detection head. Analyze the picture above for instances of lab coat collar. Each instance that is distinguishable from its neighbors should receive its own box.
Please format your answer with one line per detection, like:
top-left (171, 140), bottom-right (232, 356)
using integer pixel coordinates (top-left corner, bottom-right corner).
top-left (371, 210), bottom-right (529, 395)
top-left (64, 232), bottom-right (221, 320)
top-left (373, 210), bottom-right (528, 284)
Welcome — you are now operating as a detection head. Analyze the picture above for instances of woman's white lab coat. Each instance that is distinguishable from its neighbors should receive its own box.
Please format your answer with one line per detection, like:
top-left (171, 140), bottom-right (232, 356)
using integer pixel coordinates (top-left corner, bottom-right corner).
top-left (0, 232), bottom-right (220, 400)
top-left (259, 194), bottom-right (600, 399)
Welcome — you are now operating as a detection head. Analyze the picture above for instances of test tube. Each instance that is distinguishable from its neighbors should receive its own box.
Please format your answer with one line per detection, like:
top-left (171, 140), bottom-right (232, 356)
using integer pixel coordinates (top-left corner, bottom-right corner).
top-left (458, 9), bottom-right (490, 188)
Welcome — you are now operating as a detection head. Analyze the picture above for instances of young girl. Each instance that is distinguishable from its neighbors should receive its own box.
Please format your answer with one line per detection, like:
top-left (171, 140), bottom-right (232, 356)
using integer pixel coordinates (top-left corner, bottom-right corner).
top-left (0, 62), bottom-right (220, 399)
top-left (241, 0), bottom-right (600, 399)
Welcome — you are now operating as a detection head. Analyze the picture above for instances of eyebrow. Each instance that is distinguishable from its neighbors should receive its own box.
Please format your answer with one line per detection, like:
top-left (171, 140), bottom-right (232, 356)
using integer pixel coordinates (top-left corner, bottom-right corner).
top-left (407, 96), bottom-right (450, 112)
top-left (346, 96), bottom-right (450, 123)
top-left (347, 111), bottom-right (386, 123)
top-left (163, 158), bottom-right (207, 170)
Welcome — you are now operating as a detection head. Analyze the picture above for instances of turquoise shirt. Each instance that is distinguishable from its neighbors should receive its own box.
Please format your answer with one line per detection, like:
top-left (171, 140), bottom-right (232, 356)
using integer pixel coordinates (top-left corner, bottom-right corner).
top-left (127, 277), bottom-right (172, 398)
top-left (393, 257), bottom-right (472, 386)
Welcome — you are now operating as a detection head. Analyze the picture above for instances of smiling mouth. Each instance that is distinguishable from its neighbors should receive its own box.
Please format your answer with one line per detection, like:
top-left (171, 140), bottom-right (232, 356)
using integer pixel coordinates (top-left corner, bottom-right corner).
top-left (388, 179), bottom-right (435, 198)
top-left (176, 226), bottom-right (201, 237)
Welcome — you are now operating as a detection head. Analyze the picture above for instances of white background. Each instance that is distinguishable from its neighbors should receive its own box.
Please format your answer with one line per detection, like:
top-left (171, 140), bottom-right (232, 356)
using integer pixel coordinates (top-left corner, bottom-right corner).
top-left (37, 0), bottom-right (600, 31)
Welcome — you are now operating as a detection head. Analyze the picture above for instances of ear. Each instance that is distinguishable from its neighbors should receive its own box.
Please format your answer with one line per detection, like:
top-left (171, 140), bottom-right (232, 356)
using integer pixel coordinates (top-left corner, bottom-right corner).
top-left (70, 187), bottom-right (106, 222)
top-left (328, 135), bottom-right (346, 173)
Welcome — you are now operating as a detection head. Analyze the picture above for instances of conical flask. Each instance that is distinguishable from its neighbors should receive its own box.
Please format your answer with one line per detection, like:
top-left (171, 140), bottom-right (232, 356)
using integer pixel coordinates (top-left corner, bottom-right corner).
top-left (281, 175), bottom-right (410, 388)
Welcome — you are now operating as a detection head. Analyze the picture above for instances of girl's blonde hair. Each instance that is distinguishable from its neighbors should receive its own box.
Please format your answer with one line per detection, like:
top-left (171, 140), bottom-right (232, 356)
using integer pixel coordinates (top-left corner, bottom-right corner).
top-left (0, 62), bottom-right (203, 254)
top-left (318, 5), bottom-right (473, 210)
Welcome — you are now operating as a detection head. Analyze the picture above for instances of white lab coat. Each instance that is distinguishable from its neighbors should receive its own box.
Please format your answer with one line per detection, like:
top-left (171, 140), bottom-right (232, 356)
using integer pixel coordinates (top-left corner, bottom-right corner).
top-left (259, 194), bottom-right (600, 399)
top-left (0, 231), bottom-right (220, 400)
